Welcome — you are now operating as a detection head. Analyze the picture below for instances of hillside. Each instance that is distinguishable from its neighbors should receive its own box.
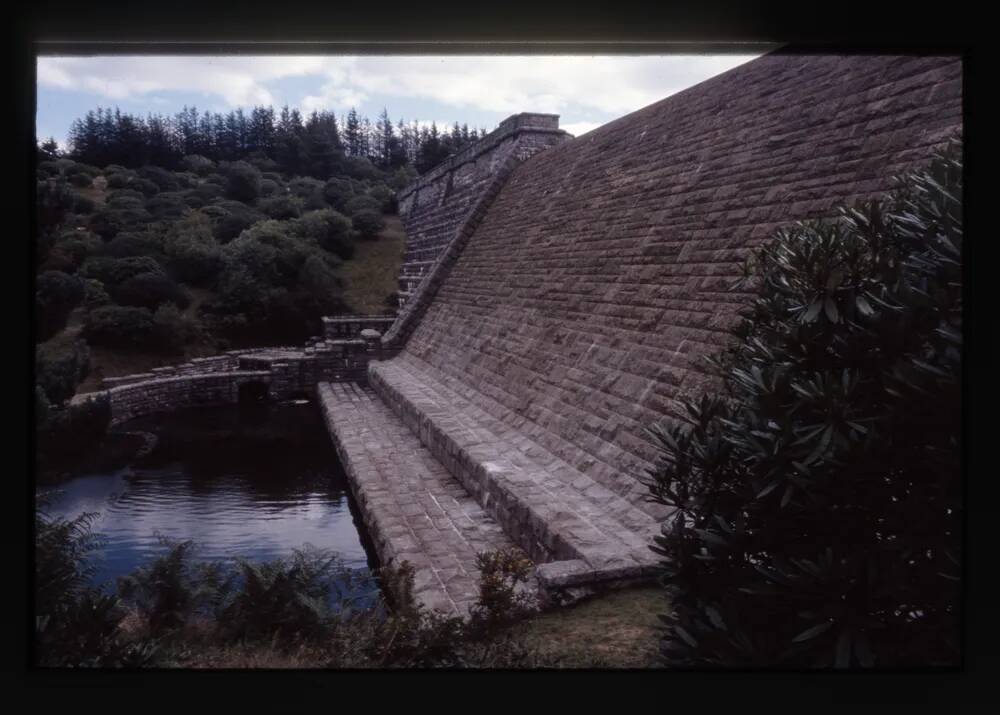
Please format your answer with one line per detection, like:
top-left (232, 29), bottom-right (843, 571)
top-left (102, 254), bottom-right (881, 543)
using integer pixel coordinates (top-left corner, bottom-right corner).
top-left (35, 155), bottom-right (407, 408)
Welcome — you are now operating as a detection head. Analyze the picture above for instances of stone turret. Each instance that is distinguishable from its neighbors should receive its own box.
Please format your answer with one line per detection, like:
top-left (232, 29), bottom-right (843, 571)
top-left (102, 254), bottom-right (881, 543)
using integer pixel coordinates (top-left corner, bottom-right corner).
top-left (395, 113), bottom-right (572, 308)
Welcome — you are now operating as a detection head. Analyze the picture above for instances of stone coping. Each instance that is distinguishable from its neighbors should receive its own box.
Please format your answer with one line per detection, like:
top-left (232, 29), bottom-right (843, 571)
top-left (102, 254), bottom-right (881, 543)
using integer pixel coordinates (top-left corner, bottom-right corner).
top-left (397, 114), bottom-right (569, 201)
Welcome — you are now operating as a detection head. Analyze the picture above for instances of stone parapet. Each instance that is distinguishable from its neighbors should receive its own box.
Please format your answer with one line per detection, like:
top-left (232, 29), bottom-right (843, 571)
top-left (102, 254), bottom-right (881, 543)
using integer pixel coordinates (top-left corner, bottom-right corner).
top-left (393, 113), bottom-right (571, 312)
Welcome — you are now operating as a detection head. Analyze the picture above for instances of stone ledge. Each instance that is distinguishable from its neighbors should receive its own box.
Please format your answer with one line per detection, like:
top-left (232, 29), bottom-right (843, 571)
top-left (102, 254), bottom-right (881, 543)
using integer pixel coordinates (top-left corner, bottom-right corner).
top-left (368, 358), bottom-right (660, 583)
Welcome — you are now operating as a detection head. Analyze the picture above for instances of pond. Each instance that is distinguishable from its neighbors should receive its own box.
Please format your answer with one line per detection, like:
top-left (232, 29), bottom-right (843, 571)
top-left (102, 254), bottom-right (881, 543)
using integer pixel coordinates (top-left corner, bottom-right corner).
top-left (37, 399), bottom-right (381, 607)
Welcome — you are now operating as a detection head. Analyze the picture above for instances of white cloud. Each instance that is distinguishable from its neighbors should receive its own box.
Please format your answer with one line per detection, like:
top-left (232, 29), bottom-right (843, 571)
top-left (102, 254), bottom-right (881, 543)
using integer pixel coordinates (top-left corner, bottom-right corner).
top-left (562, 120), bottom-right (603, 137)
top-left (37, 54), bottom-right (762, 120)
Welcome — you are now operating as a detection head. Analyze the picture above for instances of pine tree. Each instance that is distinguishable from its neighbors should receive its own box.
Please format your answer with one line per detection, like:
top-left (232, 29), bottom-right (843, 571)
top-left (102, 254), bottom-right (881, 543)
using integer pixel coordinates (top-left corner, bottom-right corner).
top-left (345, 108), bottom-right (361, 157)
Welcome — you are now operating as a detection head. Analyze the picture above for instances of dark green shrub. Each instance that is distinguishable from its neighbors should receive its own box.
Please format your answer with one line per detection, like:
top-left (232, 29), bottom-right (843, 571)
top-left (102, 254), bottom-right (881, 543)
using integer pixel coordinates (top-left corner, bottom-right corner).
top-left (191, 182), bottom-right (224, 204)
top-left (35, 270), bottom-right (85, 341)
top-left (107, 188), bottom-right (145, 204)
top-left (151, 304), bottom-right (197, 352)
top-left (645, 141), bottom-right (962, 668)
top-left (259, 194), bottom-right (302, 220)
top-left (113, 271), bottom-right (191, 310)
top-left (89, 200), bottom-right (153, 240)
top-left (322, 177), bottom-right (355, 211)
top-left (352, 208), bottom-right (385, 240)
top-left (164, 214), bottom-right (223, 286)
top-left (37, 160), bottom-right (61, 177)
top-left (83, 305), bottom-right (156, 348)
top-left (368, 184), bottom-right (396, 213)
top-left (259, 178), bottom-right (279, 197)
top-left (103, 230), bottom-right (163, 258)
top-left (210, 204), bottom-right (266, 244)
top-left (37, 179), bottom-right (75, 235)
top-left (223, 161), bottom-right (262, 202)
top-left (295, 209), bottom-right (354, 259)
top-left (43, 230), bottom-right (100, 274)
top-left (68, 172), bottom-right (92, 188)
top-left (36, 339), bottom-right (90, 405)
top-left (81, 255), bottom-right (165, 287)
top-left (343, 194), bottom-right (383, 217)
top-left (83, 278), bottom-right (111, 308)
top-left (105, 173), bottom-right (131, 189)
top-left (181, 154), bottom-right (215, 176)
top-left (294, 254), bottom-right (345, 319)
top-left (289, 177), bottom-right (325, 200)
top-left (130, 177), bottom-right (160, 198)
top-left (138, 165), bottom-right (180, 192)
top-left (145, 191), bottom-right (189, 220)
top-left (73, 194), bottom-right (96, 214)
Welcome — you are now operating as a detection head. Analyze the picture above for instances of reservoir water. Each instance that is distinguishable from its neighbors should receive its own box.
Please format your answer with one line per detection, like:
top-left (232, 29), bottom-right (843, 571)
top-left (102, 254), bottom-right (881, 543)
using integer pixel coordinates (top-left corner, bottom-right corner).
top-left (37, 399), bottom-right (381, 604)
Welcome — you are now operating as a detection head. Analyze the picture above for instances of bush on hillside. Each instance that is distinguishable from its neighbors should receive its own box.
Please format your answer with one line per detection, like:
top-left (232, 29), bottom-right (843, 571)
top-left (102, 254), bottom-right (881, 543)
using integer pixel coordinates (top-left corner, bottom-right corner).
top-left (35, 270), bottom-right (85, 342)
top-left (83, 305), bottom-right (156, 349)
top-left (181, 154), bottom-right (215, 175)
top-left (113, 271), bottom-right (191, 311)
top-left (151, 304), bottom-right (198, 353)
top-left (103, 230), bottom-right (163, 259)
top-left (73, 194), bottom-right (96, 215)
top-left (368, 184), bottom-right (397, 214)
top-left (295, 209), bottom-right (355, 259)
top-left (138, 165), bottom-right (180, 192)
top-left (343, 194), bottom-right (383, 218)
top-left (351, 208), bottom-right (385, 240)
top-left (81, 255), bottom-right (165, 287)
top-left (83, 278), bottom-right (111, 308)
top-left (68, 173), bottom-right (92, 188)
top-left (36, 339), bottom-right (90, 406)
top-left (130, 177), bottom-right (161, 198)
top-left (645, 141), bottom-right (962, 668)
top-left (145, 192), bottom-right (189, 220)
top-left (259, 194), bottom-right (302, 220)
top-left (322, 178), bottom-right (355, 211)
top-left (163, 214), bottom-right (223, 286)
top-left (223, 161), bottom-right (262, 203)
top-left (207, 201), bottom-right (266, 244)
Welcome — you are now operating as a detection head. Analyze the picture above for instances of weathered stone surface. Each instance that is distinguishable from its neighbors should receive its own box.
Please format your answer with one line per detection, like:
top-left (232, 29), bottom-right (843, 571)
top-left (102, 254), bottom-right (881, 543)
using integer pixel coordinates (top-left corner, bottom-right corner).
top-left (398, 54), bottom-right (963, 515)
top-left (394, 113), bottom-right (572, 310)
top-left (318, 380), bottom-right (520, 617)
top-left (87, 54), bottom-right (963, 611)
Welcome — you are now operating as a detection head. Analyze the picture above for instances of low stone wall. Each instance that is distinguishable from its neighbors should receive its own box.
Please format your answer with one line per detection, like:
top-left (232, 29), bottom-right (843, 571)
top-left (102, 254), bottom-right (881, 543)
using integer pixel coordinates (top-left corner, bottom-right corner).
top-left (108, 371), bottom-right (271, 425)
top-left (321, 315), bottom-right (397, 340)
top-left (87, 317), bottom-right (396, 426)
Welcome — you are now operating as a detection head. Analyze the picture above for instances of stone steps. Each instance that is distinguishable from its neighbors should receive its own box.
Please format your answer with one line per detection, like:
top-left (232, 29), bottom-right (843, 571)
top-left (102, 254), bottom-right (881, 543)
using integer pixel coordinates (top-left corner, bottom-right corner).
top-left (368, 357), bottom-right (661, 590)
top-left (317, 381), bottom-right (520, 618)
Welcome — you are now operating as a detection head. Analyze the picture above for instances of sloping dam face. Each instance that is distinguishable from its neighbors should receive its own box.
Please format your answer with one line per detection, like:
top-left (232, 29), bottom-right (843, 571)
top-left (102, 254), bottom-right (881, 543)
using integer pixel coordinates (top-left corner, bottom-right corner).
top-left (324, 53), bottom-right (962, 615)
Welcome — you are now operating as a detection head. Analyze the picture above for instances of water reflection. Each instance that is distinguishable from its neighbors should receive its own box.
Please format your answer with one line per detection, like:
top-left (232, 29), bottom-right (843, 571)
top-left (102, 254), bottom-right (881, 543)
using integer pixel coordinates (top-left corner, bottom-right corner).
top-left (39, 400), bottom-right (380, 606)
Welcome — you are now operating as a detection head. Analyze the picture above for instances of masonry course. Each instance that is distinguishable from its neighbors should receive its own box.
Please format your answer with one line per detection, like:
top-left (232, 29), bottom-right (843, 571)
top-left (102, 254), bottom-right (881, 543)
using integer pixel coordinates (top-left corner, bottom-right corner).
top-left (80, 53), bottom-right (963, 616)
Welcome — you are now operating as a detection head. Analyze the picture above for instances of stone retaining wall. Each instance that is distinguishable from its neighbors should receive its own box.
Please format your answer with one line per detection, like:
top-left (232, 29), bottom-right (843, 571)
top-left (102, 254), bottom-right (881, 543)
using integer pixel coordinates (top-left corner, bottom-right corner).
top-left (89, 317), bottom-right (395, 425)
top-left (399, 54), bottom-right (964, 515)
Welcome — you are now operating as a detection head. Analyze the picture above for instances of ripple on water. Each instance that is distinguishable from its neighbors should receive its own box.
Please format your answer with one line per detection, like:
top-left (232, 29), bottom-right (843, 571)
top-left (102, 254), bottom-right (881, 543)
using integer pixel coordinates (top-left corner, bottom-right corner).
top-left (38, 402), bottom-right (378, 594)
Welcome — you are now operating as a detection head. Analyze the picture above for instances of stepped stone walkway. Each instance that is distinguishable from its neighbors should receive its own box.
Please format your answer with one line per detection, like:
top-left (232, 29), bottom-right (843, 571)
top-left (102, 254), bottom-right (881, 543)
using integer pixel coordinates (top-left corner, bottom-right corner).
top-left (317, 381), bottom-right (519, 617)
top-left (368, 357), bottom-right (661, 579)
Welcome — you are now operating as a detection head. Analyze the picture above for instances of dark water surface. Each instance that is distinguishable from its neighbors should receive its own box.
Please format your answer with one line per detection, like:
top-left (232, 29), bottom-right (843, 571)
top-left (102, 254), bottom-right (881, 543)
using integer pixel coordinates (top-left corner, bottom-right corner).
top-left (39, 400), bottom-right (380, 602)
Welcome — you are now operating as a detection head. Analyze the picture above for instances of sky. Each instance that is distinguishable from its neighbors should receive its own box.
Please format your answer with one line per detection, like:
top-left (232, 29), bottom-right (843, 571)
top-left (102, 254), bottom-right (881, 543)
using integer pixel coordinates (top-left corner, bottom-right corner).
top-left (36, 54), bottom-right (762, 150)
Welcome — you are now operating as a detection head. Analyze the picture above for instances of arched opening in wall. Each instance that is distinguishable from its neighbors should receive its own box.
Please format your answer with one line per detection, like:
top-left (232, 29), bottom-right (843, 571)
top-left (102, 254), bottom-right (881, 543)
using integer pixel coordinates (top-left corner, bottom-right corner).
top-left (238, 381), bottom-right (270, 405)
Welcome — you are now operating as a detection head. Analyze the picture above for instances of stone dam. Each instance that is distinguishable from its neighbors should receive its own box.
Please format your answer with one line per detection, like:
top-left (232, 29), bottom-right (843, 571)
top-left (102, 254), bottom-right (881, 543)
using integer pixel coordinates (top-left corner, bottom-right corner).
top-left (75, 54), bottom-right (963, 616)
